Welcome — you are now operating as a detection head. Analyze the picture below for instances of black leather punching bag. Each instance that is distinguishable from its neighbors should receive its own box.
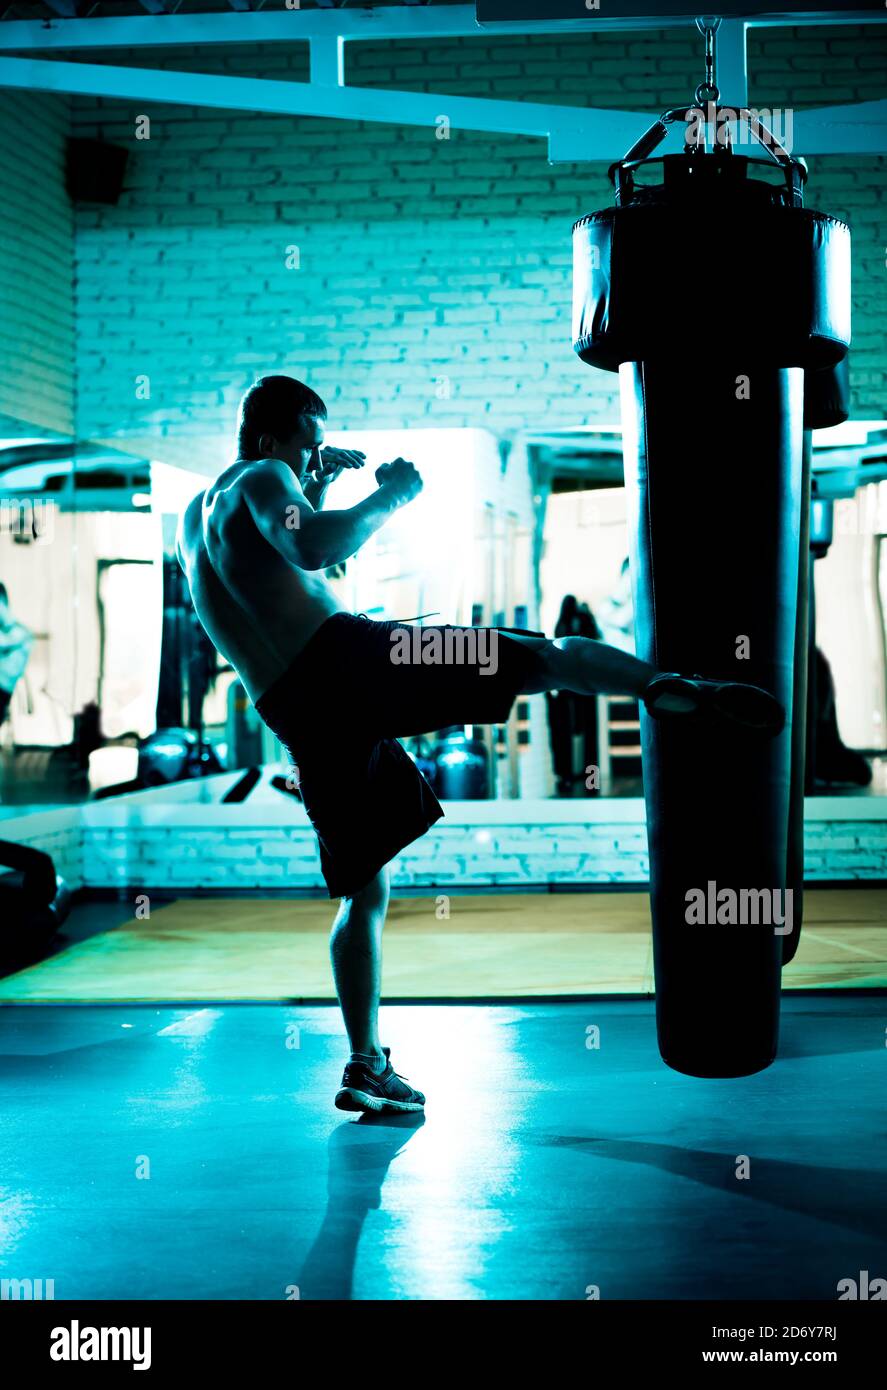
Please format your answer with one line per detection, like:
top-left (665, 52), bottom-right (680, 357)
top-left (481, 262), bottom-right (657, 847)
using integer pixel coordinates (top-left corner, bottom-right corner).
top-left (573, 148), bottom-right (850, 1076)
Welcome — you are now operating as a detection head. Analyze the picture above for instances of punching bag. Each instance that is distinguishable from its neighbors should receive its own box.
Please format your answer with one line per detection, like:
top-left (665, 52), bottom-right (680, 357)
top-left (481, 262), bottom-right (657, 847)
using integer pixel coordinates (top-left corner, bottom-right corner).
top-left (573, 144), bottom-right (850, 1076)
top-left (783, 358), bottom-right (851, 965)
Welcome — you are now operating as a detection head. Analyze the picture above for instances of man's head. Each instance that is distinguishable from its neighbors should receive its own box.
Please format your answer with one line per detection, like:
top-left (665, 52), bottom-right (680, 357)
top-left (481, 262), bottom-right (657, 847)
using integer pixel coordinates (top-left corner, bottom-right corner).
top-left (237, 376), bottom-right (327, 479)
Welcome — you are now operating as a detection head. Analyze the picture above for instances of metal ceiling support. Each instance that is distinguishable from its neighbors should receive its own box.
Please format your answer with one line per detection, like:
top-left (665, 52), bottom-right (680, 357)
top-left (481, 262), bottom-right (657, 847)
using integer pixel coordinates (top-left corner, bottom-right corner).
top-left (0, 54), bottom-right (654, 158)
top-left (1, 49), bottom-right (884, 158)
top-left (0, 8), bottom-right (483, 50)
top-left (792, 99), bottom-right (887, 154)
top-left (0, 6), bottom-right (884, 53)
top-left (0, 4), bottom-right (883, 160)
top-left (550, 98), bottom-right (887, 159)
top-left (713, 18), bottom-right (748, 110)
top-left (309, 36), bottom-right (344, 89)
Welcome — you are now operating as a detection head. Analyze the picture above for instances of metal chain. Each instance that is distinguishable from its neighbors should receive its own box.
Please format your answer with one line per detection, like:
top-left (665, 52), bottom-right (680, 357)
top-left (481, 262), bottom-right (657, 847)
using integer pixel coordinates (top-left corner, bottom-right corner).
top-left (617, 11), bottom-right (804, 192)
top-left (694, 16), bottom-right (722, 106)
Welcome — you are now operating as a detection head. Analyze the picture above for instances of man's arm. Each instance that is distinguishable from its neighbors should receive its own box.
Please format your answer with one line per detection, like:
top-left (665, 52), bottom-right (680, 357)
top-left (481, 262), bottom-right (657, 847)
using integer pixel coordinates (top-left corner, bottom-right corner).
top-left (241, 457), bottom-right (421, 572)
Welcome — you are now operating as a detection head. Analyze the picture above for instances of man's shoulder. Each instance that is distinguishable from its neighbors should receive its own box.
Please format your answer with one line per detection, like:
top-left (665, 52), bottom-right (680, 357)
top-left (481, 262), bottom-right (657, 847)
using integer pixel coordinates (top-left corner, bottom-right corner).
top-left (248, 456), bottom-right (302, 481)
top-left (227, 456), bottom-right (301, 492)
top-left (234, 458), bottom-right (307, 507)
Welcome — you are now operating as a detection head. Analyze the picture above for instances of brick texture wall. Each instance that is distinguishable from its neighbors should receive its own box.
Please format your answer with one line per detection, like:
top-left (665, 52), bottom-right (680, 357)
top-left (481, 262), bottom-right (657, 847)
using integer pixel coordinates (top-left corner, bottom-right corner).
top-left (5, 792), bottom-right (885, 893)
top-left (62, 24), bottom-right (886, 467)
top-left (0, 92), bottom-right (74, 437)
top-left (75, 809), bottom-right (887, 892)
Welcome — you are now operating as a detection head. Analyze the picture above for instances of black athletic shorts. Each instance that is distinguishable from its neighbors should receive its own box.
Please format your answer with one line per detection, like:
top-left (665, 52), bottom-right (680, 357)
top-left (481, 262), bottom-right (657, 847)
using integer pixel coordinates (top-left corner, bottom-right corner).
top-left (254, 613), bottom-right (545, 898)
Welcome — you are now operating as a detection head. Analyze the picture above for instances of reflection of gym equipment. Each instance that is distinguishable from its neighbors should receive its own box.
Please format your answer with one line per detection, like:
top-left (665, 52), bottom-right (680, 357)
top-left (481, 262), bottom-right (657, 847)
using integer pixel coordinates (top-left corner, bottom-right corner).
top-left (157, 550), bottom-right (218, 736)
top-left (93, 553), bottom-right (227, 795)
top-left (547, 598), bottom-right (603, 794)
top-left (595, 694), bottom-right (640, 792)
top-left (226, 677), bottom-right (265, 769)
top-left (399, 728), bottom-right (492, 799)
top-left (266, 726), bottom-right (491, 805)
top-left (432, 727), bottom-right (490, 800)
top-left (802, 488), bottom-right (872, 790)
top-left (137, 727), bottom-right (223, 787)
top-left (403, 736), bottom-right (438, 791)
top-left (147, 551), bottom-right (225, 786)
top-left (573, 54), bottom-right (850, 1075)
top-left (0, 839), bottom-right (71, 968)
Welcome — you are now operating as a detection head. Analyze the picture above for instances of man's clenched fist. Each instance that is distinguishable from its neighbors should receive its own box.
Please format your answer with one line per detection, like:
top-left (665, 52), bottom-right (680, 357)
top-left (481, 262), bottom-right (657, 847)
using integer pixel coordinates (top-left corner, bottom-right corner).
top-left (375, 458), bottom-right (423, 507)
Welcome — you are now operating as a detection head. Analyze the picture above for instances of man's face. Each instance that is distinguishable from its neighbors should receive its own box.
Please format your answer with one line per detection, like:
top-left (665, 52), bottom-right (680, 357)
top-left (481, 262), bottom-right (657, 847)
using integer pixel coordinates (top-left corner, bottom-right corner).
top-left (260, 414), bottom-right (325, 481)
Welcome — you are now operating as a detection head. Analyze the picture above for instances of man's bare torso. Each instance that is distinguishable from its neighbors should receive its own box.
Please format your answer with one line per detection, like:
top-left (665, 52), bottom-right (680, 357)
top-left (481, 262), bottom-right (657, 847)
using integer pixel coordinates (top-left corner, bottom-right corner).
top-left (176, 460), bottom-right (344, 705)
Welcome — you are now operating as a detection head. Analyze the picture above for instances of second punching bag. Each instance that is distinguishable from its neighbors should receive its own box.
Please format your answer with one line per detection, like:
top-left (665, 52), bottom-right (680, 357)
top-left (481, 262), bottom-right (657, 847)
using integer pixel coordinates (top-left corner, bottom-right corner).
top-left (782, 358), bottom-right (851, 967)
top-left (573, 144), bottom-right (850, 1076)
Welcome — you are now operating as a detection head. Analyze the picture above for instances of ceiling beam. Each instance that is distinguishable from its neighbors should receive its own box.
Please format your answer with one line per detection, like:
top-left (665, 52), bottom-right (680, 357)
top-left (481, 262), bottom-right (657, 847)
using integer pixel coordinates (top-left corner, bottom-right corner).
top-left (478, 0), bottom-right (881, 20)
top-left (1, 51), bottom-right (884, 159)
top-left (0, 53), bottom-right (652, 158)
top-left (0, 6), bottom-right (884, 53)
top-left (550, 98), bottom-right (887, 159)
top-left (715, 20), bottom-right (748, 111)
top-left (793, 98), bottom-right (887, 153)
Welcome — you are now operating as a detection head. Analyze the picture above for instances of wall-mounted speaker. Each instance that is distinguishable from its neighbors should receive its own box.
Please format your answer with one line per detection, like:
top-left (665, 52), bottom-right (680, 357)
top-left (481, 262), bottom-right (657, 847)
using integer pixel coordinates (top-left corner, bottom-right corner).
top-left (65, 138), bottom-right (129, 206)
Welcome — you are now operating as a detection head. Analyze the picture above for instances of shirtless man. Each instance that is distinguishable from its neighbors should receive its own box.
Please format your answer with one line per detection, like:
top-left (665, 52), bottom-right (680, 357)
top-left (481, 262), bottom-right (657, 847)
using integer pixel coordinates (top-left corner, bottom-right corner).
top-left (176, 375), bottom-right (785, 1114)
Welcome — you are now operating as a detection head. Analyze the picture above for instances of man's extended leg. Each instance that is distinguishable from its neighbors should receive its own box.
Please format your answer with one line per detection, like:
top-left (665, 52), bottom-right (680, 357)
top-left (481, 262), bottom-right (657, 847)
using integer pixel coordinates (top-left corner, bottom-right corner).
top-left (518, 634), bottom-right (657, 700)
top-left (508, 633), bottom-right (785, 732)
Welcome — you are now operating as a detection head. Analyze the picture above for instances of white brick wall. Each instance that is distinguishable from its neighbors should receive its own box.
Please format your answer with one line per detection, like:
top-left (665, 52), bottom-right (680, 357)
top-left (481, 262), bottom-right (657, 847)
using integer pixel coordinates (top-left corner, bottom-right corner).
top-left (64, 25), bottom-right (886, 463)
top-left (75, 805), bottom-right (887, 891)
top-left (4, 788), bottom-right (886, 894)
top-left (0, 93), bottom-right (74, 436)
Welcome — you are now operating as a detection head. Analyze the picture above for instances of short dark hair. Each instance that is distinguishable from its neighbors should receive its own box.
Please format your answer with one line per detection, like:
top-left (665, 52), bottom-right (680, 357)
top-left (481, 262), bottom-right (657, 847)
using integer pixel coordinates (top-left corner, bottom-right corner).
top-left (237, 376), bottom-right (327, 459)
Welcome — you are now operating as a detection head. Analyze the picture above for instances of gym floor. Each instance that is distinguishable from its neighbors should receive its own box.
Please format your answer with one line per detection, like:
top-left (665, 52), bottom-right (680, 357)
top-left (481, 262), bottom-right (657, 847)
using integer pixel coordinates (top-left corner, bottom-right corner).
top-left (0, 995), bottom-right (884, 1300)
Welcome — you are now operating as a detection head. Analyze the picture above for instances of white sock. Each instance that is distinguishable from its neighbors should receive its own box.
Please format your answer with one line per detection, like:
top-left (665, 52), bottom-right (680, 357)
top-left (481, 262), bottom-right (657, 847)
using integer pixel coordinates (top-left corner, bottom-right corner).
top-left (350, 1049), bottom-right (386, 1074)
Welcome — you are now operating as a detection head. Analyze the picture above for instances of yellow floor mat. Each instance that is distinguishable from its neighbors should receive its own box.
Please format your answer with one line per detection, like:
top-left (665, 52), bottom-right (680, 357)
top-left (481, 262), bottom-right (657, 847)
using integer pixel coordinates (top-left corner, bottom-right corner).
top-left (0, 889), bottom-right (883, 1002)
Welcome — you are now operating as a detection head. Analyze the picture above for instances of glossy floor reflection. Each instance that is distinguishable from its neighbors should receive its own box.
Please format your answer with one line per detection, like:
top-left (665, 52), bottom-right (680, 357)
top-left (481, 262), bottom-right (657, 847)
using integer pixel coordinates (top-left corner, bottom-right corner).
top-left (0, 998), bottom-right (884, 1300)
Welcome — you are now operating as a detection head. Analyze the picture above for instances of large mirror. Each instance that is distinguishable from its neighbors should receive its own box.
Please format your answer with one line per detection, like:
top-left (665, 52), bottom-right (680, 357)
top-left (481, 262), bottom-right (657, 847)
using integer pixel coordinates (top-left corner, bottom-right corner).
top-left (1, 420), bottom-right (885, 806)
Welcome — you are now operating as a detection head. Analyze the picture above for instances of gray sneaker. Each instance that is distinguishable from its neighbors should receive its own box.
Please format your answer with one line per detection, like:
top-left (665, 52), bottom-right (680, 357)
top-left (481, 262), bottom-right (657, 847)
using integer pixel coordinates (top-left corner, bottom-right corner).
top-left (335, 1048), bottom-right (426, 1114)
